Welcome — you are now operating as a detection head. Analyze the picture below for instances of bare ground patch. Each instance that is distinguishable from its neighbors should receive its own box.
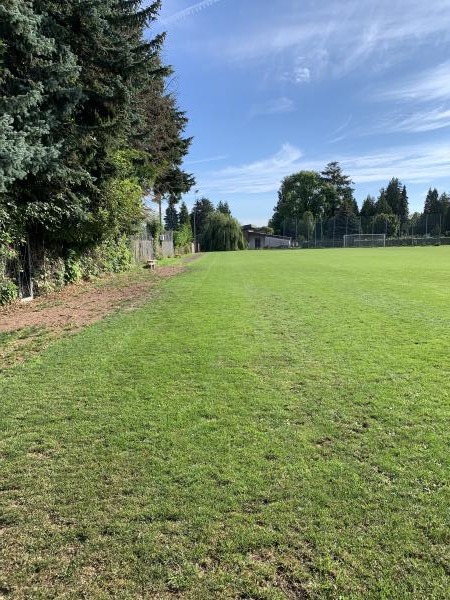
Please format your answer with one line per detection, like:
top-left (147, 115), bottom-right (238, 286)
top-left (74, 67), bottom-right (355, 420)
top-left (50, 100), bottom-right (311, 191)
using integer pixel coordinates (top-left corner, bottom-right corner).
top-left (0, 259), bottom-right (192, 371)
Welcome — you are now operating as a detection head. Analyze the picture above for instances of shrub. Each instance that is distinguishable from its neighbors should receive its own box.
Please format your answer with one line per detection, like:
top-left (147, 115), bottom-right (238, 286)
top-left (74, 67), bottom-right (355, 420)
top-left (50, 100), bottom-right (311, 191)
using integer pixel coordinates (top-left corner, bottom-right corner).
top-left (0, 277), bottom-right (18, 305)
top-left (64, 251), bottom-right (83, 283)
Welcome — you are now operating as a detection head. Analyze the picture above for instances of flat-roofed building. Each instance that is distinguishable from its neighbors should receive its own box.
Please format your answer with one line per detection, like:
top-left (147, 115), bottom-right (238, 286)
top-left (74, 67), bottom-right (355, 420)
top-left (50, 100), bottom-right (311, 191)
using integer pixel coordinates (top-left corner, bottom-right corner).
top-left (242, 225), bottom-right (292, 249)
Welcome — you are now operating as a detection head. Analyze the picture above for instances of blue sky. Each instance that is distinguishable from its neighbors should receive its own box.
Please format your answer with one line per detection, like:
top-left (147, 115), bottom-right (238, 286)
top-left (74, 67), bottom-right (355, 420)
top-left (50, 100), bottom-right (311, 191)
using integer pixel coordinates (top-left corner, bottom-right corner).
top-left (152, 0), bottom-right (450, 225)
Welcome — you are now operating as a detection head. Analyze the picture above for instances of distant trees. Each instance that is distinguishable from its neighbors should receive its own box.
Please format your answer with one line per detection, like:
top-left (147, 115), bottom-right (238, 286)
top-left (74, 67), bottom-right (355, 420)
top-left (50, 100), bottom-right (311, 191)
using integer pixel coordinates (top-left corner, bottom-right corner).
top-left (270, 162), bottom-right (359, 238)
top-left (268, 163), bottom-right (450, 241)
top-left (162, 198), bottom-right (245, 252)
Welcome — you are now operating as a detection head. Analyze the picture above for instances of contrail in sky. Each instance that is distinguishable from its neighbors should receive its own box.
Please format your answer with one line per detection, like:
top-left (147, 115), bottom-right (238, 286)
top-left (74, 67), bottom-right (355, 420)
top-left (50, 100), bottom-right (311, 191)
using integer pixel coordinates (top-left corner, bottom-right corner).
top-left (161, 0), bottom-right (225, 25)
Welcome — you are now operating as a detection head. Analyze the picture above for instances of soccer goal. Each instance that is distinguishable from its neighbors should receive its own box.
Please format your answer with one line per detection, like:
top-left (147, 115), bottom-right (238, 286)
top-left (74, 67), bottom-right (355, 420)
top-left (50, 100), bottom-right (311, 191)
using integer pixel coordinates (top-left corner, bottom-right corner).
top-left (343, 233), bottom-right (386, 248)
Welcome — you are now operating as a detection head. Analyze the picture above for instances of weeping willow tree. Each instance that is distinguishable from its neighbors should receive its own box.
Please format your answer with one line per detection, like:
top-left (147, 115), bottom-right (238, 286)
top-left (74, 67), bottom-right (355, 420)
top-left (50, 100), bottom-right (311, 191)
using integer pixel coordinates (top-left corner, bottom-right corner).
top-left (201, 212), bottom-right (246, 251)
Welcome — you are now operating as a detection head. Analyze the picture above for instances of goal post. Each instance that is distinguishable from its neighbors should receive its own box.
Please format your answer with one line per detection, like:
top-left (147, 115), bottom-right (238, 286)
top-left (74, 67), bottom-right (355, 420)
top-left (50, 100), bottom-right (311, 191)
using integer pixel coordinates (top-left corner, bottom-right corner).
top-left (343, 233), bottom-right (386, 248)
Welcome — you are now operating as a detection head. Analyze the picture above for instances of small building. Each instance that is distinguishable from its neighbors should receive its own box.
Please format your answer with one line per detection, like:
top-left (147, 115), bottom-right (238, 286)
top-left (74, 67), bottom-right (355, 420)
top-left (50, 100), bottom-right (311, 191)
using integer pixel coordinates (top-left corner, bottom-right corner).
top-left (242, 225), bottom-right (292, 250)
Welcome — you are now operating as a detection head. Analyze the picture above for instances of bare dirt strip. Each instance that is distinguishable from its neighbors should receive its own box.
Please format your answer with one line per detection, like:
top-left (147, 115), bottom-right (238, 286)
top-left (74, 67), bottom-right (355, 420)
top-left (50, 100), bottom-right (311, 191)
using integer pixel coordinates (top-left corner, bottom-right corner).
top-left (0, 260), bottom-right (190, 371)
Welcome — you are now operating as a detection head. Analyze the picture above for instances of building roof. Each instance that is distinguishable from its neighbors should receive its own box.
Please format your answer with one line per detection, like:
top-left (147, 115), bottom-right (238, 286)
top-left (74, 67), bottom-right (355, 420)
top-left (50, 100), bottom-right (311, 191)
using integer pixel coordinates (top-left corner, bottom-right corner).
top-left (242, 225), bottom-right (291, 240)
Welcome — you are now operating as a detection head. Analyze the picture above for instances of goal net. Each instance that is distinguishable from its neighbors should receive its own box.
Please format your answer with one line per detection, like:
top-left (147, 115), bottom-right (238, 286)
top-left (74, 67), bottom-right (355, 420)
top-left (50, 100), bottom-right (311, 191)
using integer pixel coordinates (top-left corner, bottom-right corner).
top-left (343, 233), bottom-right (386, 248)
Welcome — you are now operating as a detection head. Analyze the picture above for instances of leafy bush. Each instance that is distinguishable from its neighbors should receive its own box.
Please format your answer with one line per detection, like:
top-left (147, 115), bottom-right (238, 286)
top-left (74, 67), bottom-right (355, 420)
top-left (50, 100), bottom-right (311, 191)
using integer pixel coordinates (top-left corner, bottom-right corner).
top-left (64, 251), bottom-right (83, 283)
top-left (95, 235), bottom-right (133, 273)
top-left (174, 221), bottom-right (193, 253)
top-left (33, 254), bottom-right (65, 295)
top-left (0, 278), bottom-right (18, 305)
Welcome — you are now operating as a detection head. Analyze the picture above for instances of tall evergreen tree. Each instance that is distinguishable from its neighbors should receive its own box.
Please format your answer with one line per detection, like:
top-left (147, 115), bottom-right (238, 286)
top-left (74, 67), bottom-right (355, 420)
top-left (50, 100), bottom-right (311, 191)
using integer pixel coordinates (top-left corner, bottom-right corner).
top-left (376, 189), bottom-right (393, 214)
top-left (360, 195), bottom-right (377, 217)
top-left (423, 188), bottom-right (440, 214)
top-left (0, 0), bottom-right (82, 232)
top-left (320, 161), bottom-right (354, 215)
top-left (178, 201), bottom-right (190, 226)
top-left (164, 200), bottom-right (179, 231)
top-left (385, 178), bottom-right (402, 215)
top-left (190, 197), bottom-right (214, 240)
top-left (398, 185), bottom-right (409, 233)
top-left (217, 201), bottom-right (231, 215)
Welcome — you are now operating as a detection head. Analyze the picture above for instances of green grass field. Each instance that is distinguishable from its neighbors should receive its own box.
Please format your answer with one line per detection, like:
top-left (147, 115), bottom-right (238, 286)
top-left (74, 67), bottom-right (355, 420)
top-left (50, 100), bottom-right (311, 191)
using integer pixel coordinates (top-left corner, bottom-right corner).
top-left (1, 248), bottom-right (449, 599)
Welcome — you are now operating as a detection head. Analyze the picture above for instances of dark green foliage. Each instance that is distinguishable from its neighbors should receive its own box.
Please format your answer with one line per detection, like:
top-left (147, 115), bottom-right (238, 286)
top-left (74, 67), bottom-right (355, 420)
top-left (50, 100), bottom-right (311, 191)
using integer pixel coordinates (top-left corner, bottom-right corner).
top-left (384, 178), bottom-right (402, 215)
top-left (140, 74), bottom-right (195, 217)
top-left (201, 212), bottom-right (246, 251)
top-left (271, 164), bottom-right (357, 237)
top-left (398, 185), bottom-right (409, 232)
top-left (372, 213), bottom-right (398, 236)
top-left (191, 197), bottom-right (215, 239)
top-left (0, 0), bottom-right (83, 232)
top-left (376, 189), bottom-right (393, 214)
top-left (217, 201), bottom-right (231, 215)
top-left (0, 0), bottom-right (193, 302)
top-left (164, 200), bottom-right (179, 231)
top-left (321, 161), bottom-right (355, 215)
top-left (360, 195), bottom-right (377, 217)
top-left (178, 201), bottom-right (190, 226)
top-left (424, 188), bottom-right (440, 214)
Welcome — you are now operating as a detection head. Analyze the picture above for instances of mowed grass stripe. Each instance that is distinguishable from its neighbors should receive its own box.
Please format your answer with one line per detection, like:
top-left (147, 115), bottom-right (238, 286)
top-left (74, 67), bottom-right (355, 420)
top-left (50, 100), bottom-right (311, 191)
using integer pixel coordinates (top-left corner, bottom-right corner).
top-left (0, 248), bottom-right (449, 599)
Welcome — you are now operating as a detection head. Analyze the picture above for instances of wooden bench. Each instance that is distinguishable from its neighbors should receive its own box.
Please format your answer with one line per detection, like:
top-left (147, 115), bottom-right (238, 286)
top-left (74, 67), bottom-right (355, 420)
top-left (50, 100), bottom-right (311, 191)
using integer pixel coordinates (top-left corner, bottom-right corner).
top-left (146, 259), bottom-right (156, 270)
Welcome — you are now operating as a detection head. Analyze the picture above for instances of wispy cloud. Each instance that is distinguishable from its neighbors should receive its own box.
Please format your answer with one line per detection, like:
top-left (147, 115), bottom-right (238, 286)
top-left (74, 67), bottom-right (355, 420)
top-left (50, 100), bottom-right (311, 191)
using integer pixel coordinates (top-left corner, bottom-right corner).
top-left (201, 144), bottom-right (303, 194)
top-left (184, 155), bottom-right (228, 166)
top-left (378, 107), bottom-right (450, 134)
top-left (249, 97), bottom-right (295, 118)
top-left (341, 143), bottom-right (450, 184)
top-left (377, 62), bottom-right (450, 103)
top-left (161, 0), bottom-right (224, 25)
top-left (199, 141), bottom-right (450, 196)
top-left (202, 1), bottom-right (450, 81)
top-left (328, 114), bottom-right (353, 143)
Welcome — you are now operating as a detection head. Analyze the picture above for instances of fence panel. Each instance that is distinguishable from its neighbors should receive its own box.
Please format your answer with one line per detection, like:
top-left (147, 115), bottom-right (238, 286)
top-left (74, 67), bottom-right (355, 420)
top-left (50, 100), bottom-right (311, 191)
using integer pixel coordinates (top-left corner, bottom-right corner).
top-left (132, 239), bottom-right (154, 263)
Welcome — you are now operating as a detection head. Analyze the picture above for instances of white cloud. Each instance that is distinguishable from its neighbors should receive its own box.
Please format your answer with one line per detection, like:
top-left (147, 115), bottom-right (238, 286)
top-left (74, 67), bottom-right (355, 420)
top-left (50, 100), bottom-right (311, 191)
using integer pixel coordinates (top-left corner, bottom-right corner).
top-left (342, 143), bottom-right (450, 184)
top-left (198, 141), bottom-right (450, 196)
top-left (201, 144), bottom-right (304, 194)
top-left (378, 62), bottom-right (450, 103)
top-left (250, 97), bottom-right (295, 118)
top-left (184, 155), bottom-right (228, 166)
top-left (160, 0), bottom-right (224, 25)
top-left (200, 0), bottom-right (450, 81)
top-left (379, 107), bottom-right (450, 134)
top-left (292, 66), bottom-right (310, 84)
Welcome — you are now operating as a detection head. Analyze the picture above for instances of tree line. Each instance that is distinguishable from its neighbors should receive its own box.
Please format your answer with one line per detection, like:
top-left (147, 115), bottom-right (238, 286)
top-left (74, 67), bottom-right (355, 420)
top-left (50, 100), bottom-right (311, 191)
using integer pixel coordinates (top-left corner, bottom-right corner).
top-left (164, 197), bottom-right (245, 252)
top-left (270, 162), bottom-right (450, 240)
top-left (0, 0), bottom-right (198, 302)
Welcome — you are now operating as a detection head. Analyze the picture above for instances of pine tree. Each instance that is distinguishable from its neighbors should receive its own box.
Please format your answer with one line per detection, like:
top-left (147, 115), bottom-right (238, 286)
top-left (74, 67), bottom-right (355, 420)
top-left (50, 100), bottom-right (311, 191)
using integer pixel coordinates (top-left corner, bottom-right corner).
top-left (178, 202), bottom-right (190, 226)
top-left (164, 200), bottom-right (179, 231)
top-left (423, 188), bottom-right (440, 214)
top-left (217, 201), bottom-right (231, 215)
top-left (140, 73), bottom-right (195, 223)
top-left (385, 178), bottom-right (402, 215)
top-left (360, 195), bottom-right (377, 217)
top-left (320, 161), bottom-right (354, 215)
top-left (190, 198), bottom-right (214, 239)
top-left (0, 0), bottom-right (82, 231)
top-left (376, 189), bottom-right (393, 214)
top-left (398, 185), bottom-right (409, 233)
